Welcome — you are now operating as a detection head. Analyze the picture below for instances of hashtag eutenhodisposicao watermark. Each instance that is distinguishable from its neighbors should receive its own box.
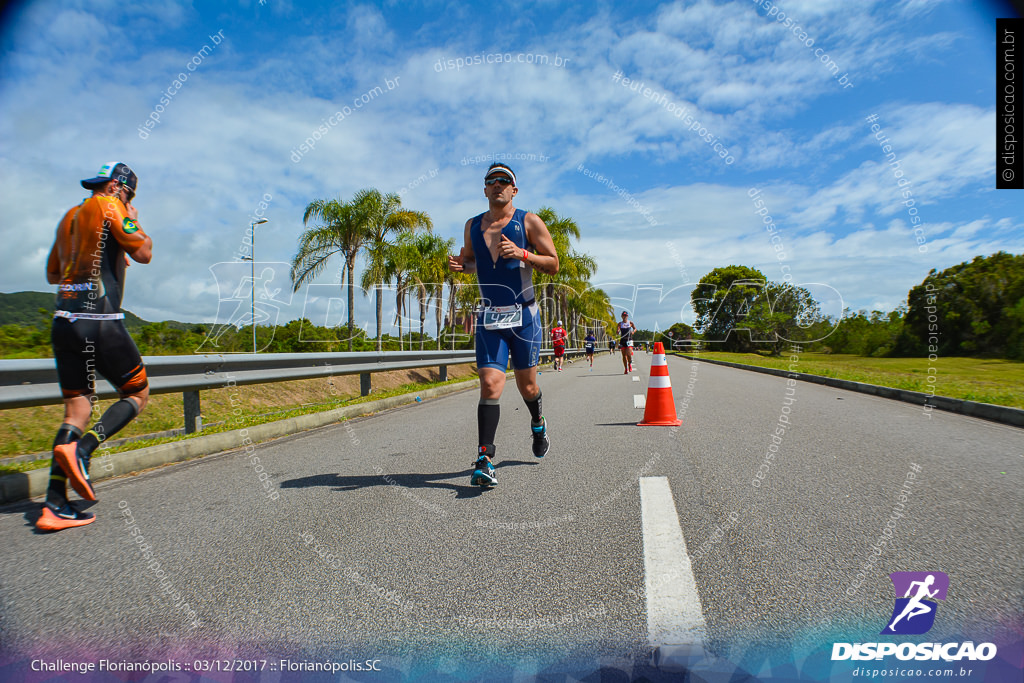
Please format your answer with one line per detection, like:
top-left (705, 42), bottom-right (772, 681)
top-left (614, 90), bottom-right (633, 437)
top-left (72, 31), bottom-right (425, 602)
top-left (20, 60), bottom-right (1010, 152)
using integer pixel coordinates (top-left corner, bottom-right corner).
top-left (846, 463), bottom-right (922, 596)
top-left (865, 114), bottom-right (928, 252)
top-left (577, 163), bottom-right (658, 226)
top-left (119, 500), bottom-right (202, 628)
top-left (612, 70), bottom-right (734, 165)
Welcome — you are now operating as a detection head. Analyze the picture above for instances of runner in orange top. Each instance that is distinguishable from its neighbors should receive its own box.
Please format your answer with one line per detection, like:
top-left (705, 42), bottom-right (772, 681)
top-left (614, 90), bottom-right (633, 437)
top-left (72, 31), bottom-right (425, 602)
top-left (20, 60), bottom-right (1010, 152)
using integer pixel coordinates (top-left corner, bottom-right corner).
top-left (37, 162), bottom-right (153, 532)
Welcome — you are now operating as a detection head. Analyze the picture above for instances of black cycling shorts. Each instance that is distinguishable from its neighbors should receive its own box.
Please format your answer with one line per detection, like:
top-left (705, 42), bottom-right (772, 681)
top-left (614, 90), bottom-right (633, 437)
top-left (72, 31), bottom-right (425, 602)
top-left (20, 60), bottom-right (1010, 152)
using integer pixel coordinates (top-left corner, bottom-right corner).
top-left (51, 317), bottom-right (148, 398)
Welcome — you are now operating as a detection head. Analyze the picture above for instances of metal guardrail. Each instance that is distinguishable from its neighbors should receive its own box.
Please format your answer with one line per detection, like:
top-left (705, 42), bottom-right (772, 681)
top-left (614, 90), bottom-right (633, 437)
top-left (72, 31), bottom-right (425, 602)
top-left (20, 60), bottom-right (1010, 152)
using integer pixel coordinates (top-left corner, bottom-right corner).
top-left (0, 348), bottom-right (585, 434)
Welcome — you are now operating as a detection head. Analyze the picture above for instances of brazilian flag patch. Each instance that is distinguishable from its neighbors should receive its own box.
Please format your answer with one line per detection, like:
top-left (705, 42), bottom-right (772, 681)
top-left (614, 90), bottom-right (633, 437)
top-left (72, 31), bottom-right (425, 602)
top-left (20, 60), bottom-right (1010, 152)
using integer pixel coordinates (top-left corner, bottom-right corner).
top-left (122, 217), bottom-right (139, 234)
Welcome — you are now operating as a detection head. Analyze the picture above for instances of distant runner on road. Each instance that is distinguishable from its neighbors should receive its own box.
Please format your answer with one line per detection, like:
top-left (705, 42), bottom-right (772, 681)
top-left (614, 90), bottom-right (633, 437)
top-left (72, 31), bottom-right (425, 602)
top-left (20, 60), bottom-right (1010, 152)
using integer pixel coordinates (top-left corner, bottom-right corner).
top-left (618, 310), bottom-right (636, 374)
top-left (448, 163), bottom-right (559, 488)
top-left (584, 332), bottom-right (596, 369)
top-left (551, 320), bottom-right (567, 372)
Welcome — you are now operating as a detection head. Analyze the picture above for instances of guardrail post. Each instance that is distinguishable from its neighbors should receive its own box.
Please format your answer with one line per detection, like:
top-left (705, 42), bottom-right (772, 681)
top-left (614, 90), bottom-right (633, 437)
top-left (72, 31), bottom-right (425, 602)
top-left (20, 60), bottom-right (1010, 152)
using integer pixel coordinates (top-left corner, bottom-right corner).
top-left (439, 364), bottom-right (447, 382)
top-left (360, 372), bottom-right (371, 396)
top-left (183, 390), bottom-right (201, 434)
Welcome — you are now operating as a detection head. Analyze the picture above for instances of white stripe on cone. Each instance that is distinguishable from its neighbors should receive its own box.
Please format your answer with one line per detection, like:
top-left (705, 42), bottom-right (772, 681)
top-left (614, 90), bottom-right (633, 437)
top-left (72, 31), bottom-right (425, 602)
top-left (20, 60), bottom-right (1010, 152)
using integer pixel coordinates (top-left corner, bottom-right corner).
top-left (652, 354), bottom-right (666, 366)
top-left (648, 376), bottom-right (672, 389)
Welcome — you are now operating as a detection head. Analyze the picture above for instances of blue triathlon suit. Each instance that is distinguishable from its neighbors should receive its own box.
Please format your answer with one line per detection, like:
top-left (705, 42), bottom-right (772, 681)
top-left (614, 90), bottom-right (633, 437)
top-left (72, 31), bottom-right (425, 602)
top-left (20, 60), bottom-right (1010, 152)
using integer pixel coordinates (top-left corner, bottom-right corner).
top-left (471, 208), bottom-right (542, 371)
top-left (585, 335), bottom-right (596, 354)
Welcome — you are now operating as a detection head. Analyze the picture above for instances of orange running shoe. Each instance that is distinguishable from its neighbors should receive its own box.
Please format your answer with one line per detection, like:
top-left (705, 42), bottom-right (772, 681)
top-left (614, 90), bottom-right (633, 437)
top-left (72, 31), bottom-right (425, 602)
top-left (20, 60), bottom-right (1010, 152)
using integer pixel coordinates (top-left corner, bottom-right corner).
top-left (53, 443), bottom-right (96, 501)
top-left (36, 502), bottom-right (95, 532)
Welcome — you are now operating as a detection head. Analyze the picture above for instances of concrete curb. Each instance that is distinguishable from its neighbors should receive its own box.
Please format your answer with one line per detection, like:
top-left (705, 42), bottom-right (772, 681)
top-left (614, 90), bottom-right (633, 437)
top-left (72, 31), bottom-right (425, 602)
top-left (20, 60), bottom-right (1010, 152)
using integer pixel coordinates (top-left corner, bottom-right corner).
top-left (673, 353), bottom-right (1024, 428)
top-left (0, 378), bottom-right (481, 506)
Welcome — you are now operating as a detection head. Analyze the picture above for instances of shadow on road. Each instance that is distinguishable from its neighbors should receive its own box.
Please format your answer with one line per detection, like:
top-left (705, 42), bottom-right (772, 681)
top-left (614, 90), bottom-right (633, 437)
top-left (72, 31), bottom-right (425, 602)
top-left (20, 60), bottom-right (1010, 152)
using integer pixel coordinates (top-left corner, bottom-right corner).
top-left (280, 459), bottom-right (539, 500)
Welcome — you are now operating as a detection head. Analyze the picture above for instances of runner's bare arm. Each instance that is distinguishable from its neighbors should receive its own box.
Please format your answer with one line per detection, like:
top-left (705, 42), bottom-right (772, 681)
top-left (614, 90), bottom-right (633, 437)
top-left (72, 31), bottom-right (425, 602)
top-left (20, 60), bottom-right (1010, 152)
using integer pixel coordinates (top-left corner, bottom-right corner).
top-left (46, 210), bottom-right (75, 284)
top-left (46, 231), bottom-right (61, 284)
top-left (128, 233), bottom-right (153, 264)
top-left (111, 200), bottom-right (152, 264)
top-left (522, 212), bottom-right (559, 275)
top-left (449, 218), bottom-right (477, 274)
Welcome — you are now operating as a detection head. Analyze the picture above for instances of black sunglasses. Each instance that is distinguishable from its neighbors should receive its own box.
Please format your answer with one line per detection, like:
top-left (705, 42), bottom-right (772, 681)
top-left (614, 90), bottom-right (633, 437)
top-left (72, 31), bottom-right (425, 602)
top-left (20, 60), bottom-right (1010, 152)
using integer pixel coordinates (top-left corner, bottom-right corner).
top-left (485, 177), bottom-right (513, 186)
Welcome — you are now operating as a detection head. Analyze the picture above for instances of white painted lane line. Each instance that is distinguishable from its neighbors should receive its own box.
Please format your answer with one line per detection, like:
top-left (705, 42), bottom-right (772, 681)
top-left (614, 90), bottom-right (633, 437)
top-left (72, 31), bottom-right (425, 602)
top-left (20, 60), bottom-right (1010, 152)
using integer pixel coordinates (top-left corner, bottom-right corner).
top-left (633, 394), bottom-right (647, 409)
top-left (639, 476), bottom-right (708, 648)
top-left (632, 376), bottom-right (640, 382)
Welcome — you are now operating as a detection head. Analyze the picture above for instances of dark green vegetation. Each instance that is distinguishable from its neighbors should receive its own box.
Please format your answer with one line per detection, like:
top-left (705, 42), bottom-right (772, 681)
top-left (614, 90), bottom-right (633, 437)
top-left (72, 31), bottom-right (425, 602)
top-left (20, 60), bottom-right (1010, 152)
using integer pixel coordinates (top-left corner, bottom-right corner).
top-left (679, 253), bottom-right (1023, 359)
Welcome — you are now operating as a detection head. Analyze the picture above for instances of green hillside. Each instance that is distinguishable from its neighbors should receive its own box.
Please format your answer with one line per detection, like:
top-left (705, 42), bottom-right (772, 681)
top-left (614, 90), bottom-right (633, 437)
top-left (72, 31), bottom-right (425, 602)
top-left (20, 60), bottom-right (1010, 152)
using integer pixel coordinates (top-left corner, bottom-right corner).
top-left (0, 291), bottom-right (193, 331)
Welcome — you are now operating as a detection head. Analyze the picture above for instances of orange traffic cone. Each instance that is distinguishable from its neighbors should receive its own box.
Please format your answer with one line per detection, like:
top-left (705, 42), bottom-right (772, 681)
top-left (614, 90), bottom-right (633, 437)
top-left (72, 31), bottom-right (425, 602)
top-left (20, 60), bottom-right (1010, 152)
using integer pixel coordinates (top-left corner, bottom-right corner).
top-left (638, 342), bottom-right (682, 426)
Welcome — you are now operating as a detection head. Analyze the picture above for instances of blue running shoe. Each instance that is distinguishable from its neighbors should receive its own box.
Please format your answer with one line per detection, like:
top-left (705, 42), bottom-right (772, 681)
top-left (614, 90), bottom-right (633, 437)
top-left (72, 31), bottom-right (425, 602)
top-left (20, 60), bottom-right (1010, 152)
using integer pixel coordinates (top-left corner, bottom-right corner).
top-left (532, 418), bottom-right (550, 458)
top-left (471, 446), bottom-right (497, 487)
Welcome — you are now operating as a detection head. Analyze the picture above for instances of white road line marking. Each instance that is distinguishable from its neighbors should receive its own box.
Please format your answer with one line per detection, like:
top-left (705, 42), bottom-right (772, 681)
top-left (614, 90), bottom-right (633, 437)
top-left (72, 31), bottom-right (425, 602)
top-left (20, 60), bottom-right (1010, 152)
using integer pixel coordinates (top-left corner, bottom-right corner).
top-left (639, 476), bottom-right (708, 647)
top-left (633, 394), bottom-right (646, 409)
top-left (632, 376), bottom-right (640, 382)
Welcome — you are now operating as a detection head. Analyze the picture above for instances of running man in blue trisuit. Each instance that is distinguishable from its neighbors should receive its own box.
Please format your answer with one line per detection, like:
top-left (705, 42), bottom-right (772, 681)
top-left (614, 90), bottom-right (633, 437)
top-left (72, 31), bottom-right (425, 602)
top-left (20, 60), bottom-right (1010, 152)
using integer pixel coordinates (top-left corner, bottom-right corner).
top-left (448, 163), bottom-right (560, 487)
top-left (584, 332), bottom-right (596, 369)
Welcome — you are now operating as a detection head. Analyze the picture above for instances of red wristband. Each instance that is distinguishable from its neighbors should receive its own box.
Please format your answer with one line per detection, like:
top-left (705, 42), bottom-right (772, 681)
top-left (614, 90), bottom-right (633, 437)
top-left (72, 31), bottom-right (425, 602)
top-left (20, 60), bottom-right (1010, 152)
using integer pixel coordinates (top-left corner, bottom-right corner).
top-left (522, 248), bottom-right (528, 262)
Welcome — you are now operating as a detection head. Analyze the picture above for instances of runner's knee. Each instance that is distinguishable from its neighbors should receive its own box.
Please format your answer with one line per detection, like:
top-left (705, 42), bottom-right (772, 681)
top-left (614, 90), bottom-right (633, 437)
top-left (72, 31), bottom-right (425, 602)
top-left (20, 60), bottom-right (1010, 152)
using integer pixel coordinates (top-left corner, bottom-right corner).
top-left (125, 387), bottom-right (149, 414)
top-left (479, 372), bottom-right (505, 398)
top-left (63, 396), bottom-right (93, 428)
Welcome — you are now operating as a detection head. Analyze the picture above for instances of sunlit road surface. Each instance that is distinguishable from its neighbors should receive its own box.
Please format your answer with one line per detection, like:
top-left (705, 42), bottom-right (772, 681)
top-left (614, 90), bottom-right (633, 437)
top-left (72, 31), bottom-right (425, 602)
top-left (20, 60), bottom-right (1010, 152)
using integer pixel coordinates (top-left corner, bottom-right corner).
top-left (1, 351), bottom-right (1020, 681)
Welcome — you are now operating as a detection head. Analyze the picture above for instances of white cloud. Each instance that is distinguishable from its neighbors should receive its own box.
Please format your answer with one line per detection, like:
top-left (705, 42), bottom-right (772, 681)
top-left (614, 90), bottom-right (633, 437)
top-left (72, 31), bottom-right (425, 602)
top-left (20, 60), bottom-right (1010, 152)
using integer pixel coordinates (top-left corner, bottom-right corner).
top-left (0, 0), bottom-right (1017, 334)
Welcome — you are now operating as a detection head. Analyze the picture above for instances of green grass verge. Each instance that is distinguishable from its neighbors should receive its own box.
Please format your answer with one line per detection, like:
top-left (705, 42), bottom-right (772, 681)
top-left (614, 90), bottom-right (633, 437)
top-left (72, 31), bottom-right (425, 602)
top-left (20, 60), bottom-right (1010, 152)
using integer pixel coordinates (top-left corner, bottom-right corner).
top-left (0, 370), bottom-right (476, 476)
top-left (671, 351), bottom-right (1024, 409)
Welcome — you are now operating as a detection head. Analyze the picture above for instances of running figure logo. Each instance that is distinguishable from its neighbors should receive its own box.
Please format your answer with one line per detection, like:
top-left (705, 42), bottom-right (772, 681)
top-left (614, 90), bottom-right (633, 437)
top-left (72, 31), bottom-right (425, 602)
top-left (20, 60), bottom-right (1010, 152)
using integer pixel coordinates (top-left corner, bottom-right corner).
top-left (197, 261), bottom-right (293, 352)
top-left (881, 571), bottom-right (949, 635)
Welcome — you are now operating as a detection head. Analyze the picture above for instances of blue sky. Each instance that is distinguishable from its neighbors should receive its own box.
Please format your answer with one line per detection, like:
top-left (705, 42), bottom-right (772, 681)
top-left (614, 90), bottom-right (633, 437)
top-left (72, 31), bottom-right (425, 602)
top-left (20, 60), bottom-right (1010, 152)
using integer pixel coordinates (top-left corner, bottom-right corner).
top-left (1, 0), bottom-right (1021, 337)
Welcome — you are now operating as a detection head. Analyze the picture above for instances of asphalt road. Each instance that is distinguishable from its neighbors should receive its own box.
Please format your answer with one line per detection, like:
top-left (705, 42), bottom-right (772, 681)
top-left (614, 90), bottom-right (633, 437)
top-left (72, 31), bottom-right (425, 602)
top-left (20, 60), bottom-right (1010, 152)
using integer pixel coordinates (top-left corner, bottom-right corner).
top-left (1, 350), bottom-right (1021, 681)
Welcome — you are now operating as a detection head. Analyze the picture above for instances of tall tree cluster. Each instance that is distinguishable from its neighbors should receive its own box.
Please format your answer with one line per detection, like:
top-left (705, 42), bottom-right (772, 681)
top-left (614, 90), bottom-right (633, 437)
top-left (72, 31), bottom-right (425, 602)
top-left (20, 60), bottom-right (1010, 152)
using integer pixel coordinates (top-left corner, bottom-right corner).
top-left (898, 252), bottom-right (1024, 359)
top-left (291, 190), bottom-right (612, 352)
top-left (687, 253), bottom-right (1023, 359)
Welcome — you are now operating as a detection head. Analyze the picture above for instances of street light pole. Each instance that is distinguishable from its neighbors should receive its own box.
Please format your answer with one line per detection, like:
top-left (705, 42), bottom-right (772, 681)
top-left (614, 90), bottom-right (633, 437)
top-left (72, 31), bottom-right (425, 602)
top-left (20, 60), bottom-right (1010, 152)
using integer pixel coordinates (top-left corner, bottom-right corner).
top-left (249, 218), bottom-right (268, 353)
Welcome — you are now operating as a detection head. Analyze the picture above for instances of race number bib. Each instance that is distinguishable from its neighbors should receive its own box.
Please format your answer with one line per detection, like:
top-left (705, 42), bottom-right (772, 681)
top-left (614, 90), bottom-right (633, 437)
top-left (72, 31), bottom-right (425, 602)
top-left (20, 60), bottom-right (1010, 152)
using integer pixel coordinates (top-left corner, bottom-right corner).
top-left (482, 304), bottom-right (523, 330)
top-left (626, 340), bottom-right (633, 347)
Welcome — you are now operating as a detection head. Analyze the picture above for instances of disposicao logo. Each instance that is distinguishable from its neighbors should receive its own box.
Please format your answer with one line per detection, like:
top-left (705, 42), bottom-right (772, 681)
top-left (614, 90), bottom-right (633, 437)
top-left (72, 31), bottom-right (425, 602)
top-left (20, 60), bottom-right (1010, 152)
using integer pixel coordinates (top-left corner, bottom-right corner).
top-left (832, 571), bottom-right (997, 662)
top-left (883, 571), bottom-right (948, 635)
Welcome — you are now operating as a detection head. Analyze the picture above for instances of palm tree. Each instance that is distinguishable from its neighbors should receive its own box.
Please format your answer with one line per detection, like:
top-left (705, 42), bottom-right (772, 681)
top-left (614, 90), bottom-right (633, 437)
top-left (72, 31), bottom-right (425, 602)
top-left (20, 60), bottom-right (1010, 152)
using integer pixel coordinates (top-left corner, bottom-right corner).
top-left (445, 270), bottom-right (476, 350)
top-left (385, 232), bottom-right (419, 350)
top-left (291, 197), bottom-right (365, 351)
top-left (534, 207), bottom-right (582, 333)
top-left (410, 232), bottom-right (455, 349)
top-left (354, 189), bottom-right (432, 352)
top-left (560, 251), bottom-right (597, 345)
top-left (574, 286), bottom-right (614, 342)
